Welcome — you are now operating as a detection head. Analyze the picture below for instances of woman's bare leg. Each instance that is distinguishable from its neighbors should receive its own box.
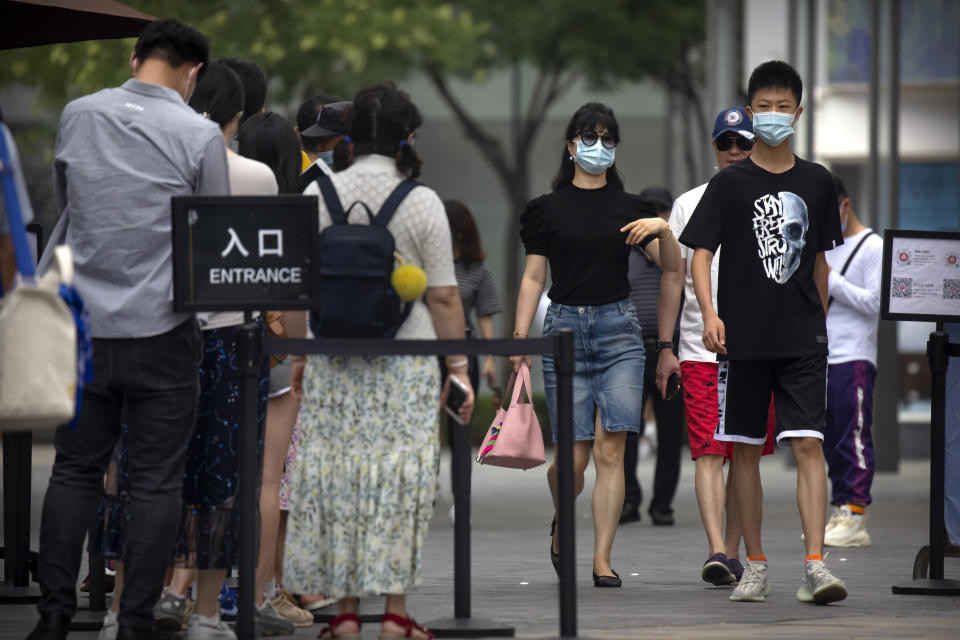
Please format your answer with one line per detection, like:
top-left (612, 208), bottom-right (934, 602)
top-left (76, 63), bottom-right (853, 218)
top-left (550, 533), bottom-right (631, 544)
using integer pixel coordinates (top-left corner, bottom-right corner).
top-left (255, 391), bottom-right (299, 607)
top-left (591, 412), bottom-right (627, 576)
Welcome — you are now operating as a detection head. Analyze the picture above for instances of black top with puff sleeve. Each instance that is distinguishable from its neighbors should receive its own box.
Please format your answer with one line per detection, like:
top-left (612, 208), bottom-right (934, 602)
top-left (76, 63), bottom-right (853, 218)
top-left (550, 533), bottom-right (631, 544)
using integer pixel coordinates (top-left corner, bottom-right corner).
top-left (520, 183), bottom-right (656, 306)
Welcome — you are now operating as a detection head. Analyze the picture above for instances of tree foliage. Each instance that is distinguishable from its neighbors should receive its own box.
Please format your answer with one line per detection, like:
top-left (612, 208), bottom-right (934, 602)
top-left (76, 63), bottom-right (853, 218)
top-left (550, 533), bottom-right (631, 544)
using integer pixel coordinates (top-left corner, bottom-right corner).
top-left (1, 0), bottom-right (706, 339)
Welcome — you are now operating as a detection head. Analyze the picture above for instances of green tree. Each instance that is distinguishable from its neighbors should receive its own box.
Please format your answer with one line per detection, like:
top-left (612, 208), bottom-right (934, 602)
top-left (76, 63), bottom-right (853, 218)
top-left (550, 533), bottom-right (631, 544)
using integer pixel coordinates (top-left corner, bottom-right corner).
top-left (1, 0), bottom-right (705, 333)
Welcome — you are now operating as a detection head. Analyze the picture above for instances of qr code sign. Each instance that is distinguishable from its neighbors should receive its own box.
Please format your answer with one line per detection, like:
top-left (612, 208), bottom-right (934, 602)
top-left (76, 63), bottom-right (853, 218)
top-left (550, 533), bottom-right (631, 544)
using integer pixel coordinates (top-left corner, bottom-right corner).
top-left (892, 277), bottom-right (912, 298)
top-left (944, 279), bottom-right (960, 300)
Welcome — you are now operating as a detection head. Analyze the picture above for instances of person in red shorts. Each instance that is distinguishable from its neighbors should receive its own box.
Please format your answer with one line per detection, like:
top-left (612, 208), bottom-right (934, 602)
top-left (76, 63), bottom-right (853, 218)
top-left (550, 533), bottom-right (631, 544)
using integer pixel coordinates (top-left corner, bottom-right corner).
top-left (655, 106), bottom-right (776, 586)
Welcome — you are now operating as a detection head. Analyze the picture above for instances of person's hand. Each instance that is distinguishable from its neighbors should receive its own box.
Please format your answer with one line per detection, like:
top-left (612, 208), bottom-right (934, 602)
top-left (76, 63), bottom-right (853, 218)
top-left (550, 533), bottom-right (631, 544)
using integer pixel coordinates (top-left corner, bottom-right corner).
top-left (482, 355), bottom-right (497, 388)
top-left (620, 217), bottom-right (668, 245)
top-left (656, 349), bottom-right (682, 399)
top-left (290, 358), bottom-right (306, 401)
top-left (441, 371), bottom-right (476, 424)
top-left (702, 314), bottom-right (727, 355)
top-left (509, 354), bottom-right (531, 372)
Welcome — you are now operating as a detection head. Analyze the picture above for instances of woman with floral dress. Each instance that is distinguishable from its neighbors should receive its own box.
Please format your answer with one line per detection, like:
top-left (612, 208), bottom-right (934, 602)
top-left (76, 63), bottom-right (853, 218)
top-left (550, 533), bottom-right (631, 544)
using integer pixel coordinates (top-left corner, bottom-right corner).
top-left (285, 82), bottom-right (475, 640)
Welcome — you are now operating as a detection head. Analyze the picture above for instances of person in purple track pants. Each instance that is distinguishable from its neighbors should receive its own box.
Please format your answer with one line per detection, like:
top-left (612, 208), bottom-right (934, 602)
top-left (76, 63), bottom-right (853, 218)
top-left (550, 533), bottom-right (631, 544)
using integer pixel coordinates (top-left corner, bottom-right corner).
top-left (822, 173), bottom-right (883, 548)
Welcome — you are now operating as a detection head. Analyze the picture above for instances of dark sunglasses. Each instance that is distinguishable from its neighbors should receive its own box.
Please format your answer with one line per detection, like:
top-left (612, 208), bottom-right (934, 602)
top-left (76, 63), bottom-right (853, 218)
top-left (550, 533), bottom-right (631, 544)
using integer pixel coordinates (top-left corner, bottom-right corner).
top-left (579, 130), bottom-right (618, 149)
top-left (715, 134), bottom-right (754, 152)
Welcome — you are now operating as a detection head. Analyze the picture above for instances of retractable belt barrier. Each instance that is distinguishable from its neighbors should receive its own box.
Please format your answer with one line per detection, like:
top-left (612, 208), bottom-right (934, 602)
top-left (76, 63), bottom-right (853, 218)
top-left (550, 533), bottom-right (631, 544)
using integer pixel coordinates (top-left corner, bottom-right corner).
top-left (254, 331), bottom-right (578, 638)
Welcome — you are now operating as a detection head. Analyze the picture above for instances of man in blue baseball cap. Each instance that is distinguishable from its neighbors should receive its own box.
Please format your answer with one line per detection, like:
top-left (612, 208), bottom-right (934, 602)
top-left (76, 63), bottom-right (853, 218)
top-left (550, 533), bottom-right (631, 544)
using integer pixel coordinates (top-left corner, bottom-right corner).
top-left (654, 105), bottom-right (774, 588)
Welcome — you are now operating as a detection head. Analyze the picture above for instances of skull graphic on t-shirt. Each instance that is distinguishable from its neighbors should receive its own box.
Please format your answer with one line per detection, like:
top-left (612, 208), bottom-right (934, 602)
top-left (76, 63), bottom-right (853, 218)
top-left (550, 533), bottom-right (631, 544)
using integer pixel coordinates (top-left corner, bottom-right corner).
top-left (751, 191), bottom-right (808, 284)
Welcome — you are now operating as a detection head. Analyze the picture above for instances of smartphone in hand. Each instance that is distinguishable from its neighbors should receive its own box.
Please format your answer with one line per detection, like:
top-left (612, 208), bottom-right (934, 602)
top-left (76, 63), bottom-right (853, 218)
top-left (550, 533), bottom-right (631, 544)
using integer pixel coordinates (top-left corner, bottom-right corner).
top-left (444, 375), bottom-right (470, 424)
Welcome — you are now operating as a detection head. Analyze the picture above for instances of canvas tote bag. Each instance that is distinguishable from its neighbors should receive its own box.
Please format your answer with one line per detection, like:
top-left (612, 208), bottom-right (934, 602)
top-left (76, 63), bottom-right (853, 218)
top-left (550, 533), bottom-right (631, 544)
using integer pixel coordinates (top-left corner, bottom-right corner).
top-left (476, 363), bottom-right (546, 470)
top-left (0, 127), bottom-right (80, 431)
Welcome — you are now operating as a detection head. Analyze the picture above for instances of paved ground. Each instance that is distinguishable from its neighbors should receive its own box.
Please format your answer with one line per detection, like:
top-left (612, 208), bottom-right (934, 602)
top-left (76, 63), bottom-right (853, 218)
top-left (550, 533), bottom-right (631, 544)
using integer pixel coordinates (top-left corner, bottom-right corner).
top-left (3, 445), bottom-right (959, 638)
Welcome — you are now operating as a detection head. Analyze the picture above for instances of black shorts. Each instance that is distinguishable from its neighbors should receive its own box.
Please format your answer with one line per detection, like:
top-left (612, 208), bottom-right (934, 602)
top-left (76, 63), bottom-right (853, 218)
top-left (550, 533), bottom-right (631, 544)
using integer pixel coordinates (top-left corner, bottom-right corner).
top-left (715, 354), bottom-right (827, 448)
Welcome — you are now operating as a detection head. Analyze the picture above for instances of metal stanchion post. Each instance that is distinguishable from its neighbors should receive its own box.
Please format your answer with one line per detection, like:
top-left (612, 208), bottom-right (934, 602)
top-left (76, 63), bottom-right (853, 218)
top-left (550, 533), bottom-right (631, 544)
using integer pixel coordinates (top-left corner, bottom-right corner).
top-left (427, 396), bottom-right (514, 638)
top-left (893, 326), bottom-right (960, 595)
top-left (0, 430), bottom-right (40, 604)
top-left (236, 315), bottom-right (261, 639)
top-left (70, 507), bottom-right (108, 630)
top-left (88, 552), bottom-right (106, 612)
top-left (453, 414), bottom-right (471, 618)
top-left (554, 329), bottom-right (576, 638)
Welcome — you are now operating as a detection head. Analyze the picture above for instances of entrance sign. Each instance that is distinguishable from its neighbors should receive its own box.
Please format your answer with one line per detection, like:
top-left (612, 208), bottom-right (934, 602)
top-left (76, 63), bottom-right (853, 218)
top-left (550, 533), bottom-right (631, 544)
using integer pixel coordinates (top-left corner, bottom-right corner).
top-left (172, 196), bottom-right (319, 311)
top-left (881, 229), bottom-right (960, 322)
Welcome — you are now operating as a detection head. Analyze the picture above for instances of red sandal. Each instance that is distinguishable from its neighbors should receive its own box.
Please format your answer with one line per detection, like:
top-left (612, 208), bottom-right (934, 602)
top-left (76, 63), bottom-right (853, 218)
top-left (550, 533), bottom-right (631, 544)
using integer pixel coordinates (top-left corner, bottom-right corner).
top-left (317, 612), bottom-right (362, 640)
top-left (378, 612), bottom-right (435, 639)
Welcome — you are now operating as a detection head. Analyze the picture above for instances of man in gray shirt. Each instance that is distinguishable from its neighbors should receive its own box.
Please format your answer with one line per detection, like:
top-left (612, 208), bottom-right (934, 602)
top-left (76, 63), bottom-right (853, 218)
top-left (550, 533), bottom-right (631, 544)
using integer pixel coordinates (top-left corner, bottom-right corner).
top-left (29, 19), bottom-right (229, 640)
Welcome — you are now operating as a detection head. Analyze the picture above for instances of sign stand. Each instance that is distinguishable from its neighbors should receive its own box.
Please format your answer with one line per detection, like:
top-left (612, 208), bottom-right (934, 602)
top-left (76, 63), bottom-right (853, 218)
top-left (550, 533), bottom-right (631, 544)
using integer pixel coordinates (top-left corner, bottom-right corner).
top-left (880, 230), bottom-right (960, 596)
top-left (235, 312), bottom-right (261, 639)
top-left (891, 326), bottom-right (960, 596)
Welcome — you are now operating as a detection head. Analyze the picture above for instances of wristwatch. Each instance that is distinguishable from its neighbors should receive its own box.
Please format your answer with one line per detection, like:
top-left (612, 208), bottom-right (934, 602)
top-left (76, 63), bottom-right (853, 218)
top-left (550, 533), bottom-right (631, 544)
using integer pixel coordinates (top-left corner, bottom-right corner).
top-left (657, 340), bottom-right (674, 353)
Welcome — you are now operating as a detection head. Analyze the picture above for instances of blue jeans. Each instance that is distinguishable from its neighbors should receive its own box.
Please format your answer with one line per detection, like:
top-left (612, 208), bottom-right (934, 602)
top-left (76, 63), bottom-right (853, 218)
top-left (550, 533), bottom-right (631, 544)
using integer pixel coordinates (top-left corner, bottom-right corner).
top-left (542, 299), bottom-right (646, 442)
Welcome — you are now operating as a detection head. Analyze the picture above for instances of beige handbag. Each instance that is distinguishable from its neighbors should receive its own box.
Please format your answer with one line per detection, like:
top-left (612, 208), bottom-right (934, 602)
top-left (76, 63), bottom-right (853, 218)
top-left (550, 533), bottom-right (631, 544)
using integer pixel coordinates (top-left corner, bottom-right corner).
top-left (0, 245), bottom-right (79, 431)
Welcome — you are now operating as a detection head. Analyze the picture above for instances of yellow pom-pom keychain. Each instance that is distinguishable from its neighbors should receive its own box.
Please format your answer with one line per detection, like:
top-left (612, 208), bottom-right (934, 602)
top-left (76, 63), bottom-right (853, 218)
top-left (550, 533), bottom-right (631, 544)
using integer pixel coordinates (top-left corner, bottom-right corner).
top-left (391, 251), bottom-right (427, 302)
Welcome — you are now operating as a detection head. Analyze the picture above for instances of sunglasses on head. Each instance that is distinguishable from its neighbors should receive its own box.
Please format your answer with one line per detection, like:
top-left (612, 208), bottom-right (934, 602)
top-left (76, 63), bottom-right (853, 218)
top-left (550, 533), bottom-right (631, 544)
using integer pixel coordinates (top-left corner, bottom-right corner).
top-left (579, 130), bottom-right (618, 149)
top-left (715, 134), bottom-right (754, 152)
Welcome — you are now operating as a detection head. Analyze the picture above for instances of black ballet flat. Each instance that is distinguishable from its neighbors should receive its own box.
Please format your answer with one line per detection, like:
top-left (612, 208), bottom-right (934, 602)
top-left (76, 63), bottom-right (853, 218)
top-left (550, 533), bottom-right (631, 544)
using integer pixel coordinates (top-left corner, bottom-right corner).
top-left (549, 517), bottom-right (560, 578)
top-left (592, 569), bottom-right (622, 588)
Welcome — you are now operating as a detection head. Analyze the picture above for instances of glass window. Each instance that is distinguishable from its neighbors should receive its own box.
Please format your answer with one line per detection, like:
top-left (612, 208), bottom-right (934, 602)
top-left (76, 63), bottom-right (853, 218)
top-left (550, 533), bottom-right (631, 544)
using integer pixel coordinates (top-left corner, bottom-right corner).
top-left (827, 0), bottom-right (871, 83)
top-left (901, 0), bottom-right (960, 82)
top-left (898, 163), bottom-right (960, 231)
top-left (828, 0), bottom-right (959, 84)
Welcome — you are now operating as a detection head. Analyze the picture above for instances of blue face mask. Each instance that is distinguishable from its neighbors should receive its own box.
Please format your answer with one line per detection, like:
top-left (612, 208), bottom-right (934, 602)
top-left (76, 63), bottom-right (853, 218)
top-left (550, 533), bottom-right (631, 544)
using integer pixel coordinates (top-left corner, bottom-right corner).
top-left (574, 139), bottom-right (615, 175)
top-left (317, 149), bottom-right (334, 168)
top-left (751, 110), bottom-right (797, 147)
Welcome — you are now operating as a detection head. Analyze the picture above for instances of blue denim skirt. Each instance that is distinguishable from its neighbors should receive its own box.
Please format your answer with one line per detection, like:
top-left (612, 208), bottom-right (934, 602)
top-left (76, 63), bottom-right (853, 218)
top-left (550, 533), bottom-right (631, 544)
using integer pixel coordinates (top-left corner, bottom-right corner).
top-left (542, 299), bottom-right (646, 442)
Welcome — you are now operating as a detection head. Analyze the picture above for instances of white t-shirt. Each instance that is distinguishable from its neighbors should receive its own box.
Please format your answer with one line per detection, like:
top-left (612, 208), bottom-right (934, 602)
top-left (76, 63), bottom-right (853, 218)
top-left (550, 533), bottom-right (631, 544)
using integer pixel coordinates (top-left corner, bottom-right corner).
top-left (199, 151), bottom-right (278, 331)
top-left (825, 228), bottom-right (883, 366)
top-left (668, 183), bottom-right (719, 363)
top-left (303, 154), bottom-right (457, 340)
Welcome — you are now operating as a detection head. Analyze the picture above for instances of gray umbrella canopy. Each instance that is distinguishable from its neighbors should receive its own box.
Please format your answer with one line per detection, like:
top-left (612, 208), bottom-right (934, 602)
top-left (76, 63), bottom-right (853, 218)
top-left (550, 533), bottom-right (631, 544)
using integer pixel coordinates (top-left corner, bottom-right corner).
top-left (0, 0), bottom-right (155, 50)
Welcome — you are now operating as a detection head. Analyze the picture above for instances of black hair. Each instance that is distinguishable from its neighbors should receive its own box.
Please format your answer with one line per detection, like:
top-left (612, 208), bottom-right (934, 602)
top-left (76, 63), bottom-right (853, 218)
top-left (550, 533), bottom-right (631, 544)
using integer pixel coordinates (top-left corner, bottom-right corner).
top-left (296, 94), bottom-right (340, 150)
top-left (551, 102), bottom-right (624, 192)
top-left (638, 186), bottom-right (674, 214)
top-left (134, 18), bottom-right (209, 71)
top-left (747, 60), bottom-right (803, 106)
top-left (444, 200), bottom-right (486, 265)
top-left (221, 58), bottom-right (267, 124)
top-left (350, 82), bottom-right (423, 179)
top-left (237, 112), bottom-right (302, 194)
top-left (188, 60), bottom-right (244, 129)
top-left (332, 138), bottom-right (353, 172)
top-left (832, 172), bottom-right (849, 199)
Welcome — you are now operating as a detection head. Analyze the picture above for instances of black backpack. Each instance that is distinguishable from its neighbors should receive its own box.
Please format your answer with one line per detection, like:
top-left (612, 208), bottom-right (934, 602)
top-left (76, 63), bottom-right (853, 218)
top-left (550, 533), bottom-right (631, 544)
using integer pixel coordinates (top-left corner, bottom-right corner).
top-left (310, 174), bottom-right (418, 338)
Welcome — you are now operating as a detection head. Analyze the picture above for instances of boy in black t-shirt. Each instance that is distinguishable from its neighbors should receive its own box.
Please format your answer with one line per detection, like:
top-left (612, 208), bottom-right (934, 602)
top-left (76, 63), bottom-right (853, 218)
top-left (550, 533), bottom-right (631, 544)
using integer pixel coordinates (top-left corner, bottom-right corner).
top-left (679, 60), bottom-right (847, 604)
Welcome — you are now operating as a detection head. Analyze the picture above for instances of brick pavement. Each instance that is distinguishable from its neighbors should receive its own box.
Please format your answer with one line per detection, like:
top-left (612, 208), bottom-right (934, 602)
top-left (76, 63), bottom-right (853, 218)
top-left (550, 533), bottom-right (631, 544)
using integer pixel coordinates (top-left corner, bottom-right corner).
top-left (3, 446), bottom-right (959, 638)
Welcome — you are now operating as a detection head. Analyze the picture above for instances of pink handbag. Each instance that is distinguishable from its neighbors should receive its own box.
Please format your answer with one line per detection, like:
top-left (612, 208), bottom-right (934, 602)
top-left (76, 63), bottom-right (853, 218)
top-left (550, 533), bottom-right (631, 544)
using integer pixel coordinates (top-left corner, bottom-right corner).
top-left (476, 363), bottom-right (546, 470)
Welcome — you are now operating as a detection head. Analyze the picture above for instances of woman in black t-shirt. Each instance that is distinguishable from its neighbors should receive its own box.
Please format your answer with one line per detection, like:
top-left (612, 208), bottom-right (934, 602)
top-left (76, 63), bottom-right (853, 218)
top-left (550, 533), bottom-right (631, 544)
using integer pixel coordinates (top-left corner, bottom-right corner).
top-left (510, 103), bottom-right (681, 587)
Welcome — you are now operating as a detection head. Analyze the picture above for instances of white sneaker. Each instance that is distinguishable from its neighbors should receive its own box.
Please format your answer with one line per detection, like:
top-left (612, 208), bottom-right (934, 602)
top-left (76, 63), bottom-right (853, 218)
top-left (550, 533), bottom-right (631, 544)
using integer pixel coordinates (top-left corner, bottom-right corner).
top-left (797, 558), bottom-right (847, 604)
top-left (729, 561), bottom-right (770, 602)
top-left (801, 505), bottom-right (845, 542)
top-left (97, 610), bottom-right (118, 640)
top-left (825, 506), bottom-right (843, 534)
top-left (188, 614), bottom-right (237, 640)
top-left (824, 505), bottom-right (871, 547)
